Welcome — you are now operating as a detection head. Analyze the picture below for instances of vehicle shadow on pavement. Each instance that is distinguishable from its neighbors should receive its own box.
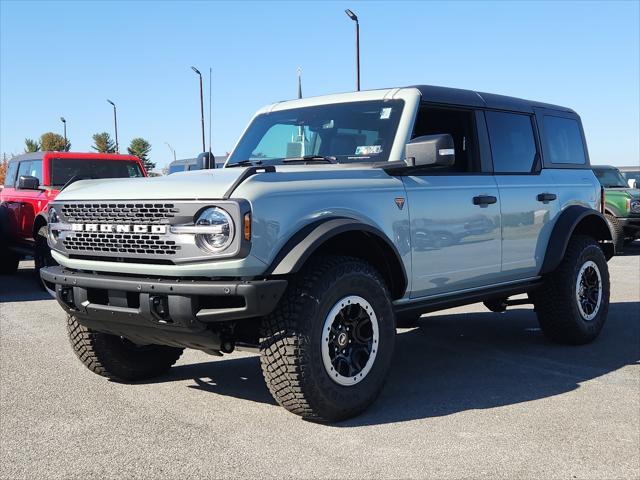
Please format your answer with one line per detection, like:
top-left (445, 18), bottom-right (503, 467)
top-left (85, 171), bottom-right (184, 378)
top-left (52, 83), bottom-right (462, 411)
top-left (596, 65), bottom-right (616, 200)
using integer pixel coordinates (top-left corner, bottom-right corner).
top-left (145, 355), bottom-right (277, 405)
top-left (141, 301), bottom-right (639, 424)
top-left (0, 263), bottom-right (52, 303)
top-left (339, 300), bottom-right (639, 427)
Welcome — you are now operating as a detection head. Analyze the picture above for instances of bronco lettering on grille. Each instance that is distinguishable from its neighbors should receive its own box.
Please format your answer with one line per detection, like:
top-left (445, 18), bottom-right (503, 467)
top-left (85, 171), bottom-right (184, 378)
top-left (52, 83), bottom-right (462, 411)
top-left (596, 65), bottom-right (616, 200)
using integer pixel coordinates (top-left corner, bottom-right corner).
top-left (70, 224), bottom-right (168, 234)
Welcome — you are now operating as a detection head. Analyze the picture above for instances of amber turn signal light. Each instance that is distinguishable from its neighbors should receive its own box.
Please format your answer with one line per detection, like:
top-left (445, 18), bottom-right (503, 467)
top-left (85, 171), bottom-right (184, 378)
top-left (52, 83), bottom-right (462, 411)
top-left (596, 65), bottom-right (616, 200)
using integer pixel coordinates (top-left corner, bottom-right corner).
top-left (243, 213), bottom-right (251, 241)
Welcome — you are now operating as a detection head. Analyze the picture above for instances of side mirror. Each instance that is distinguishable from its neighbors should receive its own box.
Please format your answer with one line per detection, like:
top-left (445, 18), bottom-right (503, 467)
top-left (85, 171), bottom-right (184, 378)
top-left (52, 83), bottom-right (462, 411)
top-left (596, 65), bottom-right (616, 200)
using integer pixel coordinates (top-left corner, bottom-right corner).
top-left (17, 175), bottom-right (40, 190)
top-left (628, 179), bottom-right (637, 189)
top-left (405, 134), bottom-right (455, 168)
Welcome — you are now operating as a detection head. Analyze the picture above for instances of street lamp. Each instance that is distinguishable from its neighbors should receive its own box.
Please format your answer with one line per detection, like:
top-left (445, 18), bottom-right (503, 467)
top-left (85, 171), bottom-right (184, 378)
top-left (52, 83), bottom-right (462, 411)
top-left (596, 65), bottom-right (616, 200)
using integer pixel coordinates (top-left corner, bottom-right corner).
top-left (60, 117), bottom-right (67, 144)
top-left (106, 99), bottom-right (119, 153)
top-left (345, 9), bottom-right (360, 91)
top-left (165, 142), bottom-right (177, 163)
top-left (191, 66), bottom-right (206, 156)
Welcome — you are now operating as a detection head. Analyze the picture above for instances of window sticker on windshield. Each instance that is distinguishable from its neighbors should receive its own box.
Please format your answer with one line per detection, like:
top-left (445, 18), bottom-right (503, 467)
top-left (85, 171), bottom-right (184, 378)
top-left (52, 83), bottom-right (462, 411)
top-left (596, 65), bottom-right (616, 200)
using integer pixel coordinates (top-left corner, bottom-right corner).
top-left (355, 145), bottom-right (382, 155)
top-left (380, 107), bottom-right (392, 119)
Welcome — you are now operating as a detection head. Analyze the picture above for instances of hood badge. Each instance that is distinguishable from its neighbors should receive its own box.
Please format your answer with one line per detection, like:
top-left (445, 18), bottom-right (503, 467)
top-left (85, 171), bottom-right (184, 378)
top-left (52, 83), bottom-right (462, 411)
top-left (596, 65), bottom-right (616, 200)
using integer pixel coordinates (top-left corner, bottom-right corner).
top-left (394, 197), bottom-right (405, 210)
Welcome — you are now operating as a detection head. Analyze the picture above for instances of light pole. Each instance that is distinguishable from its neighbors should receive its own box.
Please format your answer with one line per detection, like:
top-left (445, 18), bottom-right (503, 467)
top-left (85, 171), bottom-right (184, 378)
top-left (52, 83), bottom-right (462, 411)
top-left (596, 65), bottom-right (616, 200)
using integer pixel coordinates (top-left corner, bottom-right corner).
top-left (191, 66), bottom-right (206, 157)
top-left (60, 117), bottom-right (67, 145)
top-left (345, 9), bottom-right (360, 91)
top-left (106, 99), bottom-right (119, 153)
top-left (165, 142), bottom-right (176, 163)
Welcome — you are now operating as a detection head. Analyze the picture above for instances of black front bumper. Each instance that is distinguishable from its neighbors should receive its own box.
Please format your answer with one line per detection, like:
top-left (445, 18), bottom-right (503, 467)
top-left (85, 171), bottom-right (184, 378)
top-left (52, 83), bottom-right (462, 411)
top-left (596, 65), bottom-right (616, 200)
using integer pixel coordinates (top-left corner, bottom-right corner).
top-left (41, 266), bottom-right (287, 352)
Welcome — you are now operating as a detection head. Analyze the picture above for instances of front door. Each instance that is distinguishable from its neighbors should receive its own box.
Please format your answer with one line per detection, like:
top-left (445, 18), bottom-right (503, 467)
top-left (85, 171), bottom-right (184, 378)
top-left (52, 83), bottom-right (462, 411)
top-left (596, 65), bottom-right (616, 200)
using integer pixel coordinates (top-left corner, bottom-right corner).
top-left (404, 175), bottom-right (502, 298)
top-left (403, 104), bottom-right (501, 298)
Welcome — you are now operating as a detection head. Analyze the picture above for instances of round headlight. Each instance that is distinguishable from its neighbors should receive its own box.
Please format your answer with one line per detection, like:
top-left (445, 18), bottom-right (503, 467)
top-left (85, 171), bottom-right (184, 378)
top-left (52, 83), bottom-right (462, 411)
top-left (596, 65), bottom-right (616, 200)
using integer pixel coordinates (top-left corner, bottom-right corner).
top-left (195, 207), bottom-right (234, 253)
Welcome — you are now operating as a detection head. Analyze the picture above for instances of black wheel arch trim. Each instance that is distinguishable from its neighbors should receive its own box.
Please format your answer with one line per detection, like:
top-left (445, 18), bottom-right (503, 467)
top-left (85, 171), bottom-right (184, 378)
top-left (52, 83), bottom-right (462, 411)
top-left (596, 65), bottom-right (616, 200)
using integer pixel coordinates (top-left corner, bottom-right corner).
top-left (266, 217), bottom-right (408, 298)
top-left (540, 205), bottom-right (613, 275)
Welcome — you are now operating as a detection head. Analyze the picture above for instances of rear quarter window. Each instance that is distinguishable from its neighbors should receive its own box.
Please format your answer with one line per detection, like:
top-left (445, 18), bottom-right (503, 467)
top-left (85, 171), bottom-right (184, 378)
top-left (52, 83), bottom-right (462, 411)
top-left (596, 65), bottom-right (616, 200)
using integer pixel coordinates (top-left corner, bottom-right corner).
top-left (543, 116), bottom-right (587, 165)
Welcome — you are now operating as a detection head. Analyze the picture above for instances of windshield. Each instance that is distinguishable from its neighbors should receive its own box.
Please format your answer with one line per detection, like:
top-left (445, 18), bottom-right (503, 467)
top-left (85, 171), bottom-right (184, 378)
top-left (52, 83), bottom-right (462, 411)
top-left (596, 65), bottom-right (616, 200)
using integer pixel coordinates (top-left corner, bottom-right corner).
top-left (50, 159), bottom-right (144, 187)
top-left (227, 100), bottom-right (404, 166)
top-left (593, 168), bottom-right (628, 188)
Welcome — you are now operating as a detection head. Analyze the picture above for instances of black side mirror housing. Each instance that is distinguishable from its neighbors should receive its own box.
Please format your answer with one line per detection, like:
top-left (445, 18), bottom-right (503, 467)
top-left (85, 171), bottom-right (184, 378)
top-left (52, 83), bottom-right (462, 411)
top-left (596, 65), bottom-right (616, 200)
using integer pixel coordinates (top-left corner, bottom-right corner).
top-left (18, 175), bottom-right (40, 190)
top-left (405, 134), bottom-right (455, 168)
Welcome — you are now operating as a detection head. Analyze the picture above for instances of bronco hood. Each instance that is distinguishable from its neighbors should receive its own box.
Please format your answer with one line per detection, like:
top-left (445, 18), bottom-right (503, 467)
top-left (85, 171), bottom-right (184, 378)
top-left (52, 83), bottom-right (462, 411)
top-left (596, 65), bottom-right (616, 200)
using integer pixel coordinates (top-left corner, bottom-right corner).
top-left (54, 168), bottom-right (252, 201)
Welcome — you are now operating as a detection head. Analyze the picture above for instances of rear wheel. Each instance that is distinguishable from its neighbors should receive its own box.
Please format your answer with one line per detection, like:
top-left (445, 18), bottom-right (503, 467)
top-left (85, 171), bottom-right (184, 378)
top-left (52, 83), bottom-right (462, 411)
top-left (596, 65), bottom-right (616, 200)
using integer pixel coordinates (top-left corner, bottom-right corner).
top-left (533, 235), bottom-right (609, 344)
top-left (260, 255), bottom-right (396, 422)
top-left (67, 314), bottom-right (184, 381)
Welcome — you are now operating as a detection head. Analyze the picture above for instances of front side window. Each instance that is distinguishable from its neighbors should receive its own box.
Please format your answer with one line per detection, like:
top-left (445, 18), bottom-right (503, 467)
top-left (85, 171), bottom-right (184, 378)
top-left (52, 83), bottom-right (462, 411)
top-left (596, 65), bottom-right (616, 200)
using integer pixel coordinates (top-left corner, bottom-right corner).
top-left (543, 116), bottom-right (587, 165)
top-left (228, 100), bottom-right (404, 165)
top-left (50, 159), bottom-right (143, 187)
top-left (4, 162), bottom-right (18, 187)
top-left (486, 111), bottom-right (537, 173)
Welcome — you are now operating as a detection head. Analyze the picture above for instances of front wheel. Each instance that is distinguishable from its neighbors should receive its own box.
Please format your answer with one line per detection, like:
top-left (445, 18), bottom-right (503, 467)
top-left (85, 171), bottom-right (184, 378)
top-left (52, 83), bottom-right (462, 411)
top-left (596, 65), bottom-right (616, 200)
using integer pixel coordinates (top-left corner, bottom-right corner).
top-left (34, 226), bottom-right (57, 295)
top-left (533, 235), bottom-right (610, 344)
top-left (67, 314), bottom-right (184, 381)
top-left (260, 255), bottom-right (396, 422)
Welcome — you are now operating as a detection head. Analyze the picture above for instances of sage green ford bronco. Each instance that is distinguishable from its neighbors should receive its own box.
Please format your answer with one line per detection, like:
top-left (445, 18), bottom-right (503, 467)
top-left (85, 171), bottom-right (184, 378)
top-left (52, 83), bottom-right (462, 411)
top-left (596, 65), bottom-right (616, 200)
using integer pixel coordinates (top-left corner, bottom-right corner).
top-left (593, 165), bottom-right (640, 251)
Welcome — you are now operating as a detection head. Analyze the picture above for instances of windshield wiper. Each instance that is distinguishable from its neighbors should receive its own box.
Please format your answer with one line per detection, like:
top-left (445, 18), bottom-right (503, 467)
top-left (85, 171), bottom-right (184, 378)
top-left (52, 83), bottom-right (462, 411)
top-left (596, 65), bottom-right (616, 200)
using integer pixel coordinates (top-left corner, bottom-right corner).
top-left (61, 174), bottom-right (94, 190)
top-left (282, 155), bottom-right (337, 164)
top-left (227, 159), bottom-right (262, 168)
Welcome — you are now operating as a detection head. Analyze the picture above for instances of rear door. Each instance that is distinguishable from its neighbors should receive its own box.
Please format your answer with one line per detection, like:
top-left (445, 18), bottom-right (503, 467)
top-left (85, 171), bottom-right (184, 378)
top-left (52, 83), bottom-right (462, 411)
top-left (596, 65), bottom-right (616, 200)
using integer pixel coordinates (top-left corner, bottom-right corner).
top-left (485, 110), bottom-right (559, 280)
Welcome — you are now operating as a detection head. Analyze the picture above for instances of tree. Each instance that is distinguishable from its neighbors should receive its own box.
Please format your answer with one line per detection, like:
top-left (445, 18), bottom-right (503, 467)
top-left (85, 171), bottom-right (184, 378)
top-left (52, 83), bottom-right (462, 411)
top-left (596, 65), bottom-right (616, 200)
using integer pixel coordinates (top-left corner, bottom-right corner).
top-left (24, 138), bottom-right (40, 153)
top-left (127, 137), bottom-right (154, 171)
top-left (0, 156), bottom-right (8, 185)
top-left (40, 132), bottom-right (70, 152)
top-left (92, 132), bottom-right (116, 153)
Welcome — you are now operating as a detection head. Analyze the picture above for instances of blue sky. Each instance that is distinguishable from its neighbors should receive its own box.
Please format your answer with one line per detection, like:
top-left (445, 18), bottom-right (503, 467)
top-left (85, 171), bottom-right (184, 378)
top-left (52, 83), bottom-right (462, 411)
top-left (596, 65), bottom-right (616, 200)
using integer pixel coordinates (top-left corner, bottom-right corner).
top-left (1, 1), bottom-right (638, 169)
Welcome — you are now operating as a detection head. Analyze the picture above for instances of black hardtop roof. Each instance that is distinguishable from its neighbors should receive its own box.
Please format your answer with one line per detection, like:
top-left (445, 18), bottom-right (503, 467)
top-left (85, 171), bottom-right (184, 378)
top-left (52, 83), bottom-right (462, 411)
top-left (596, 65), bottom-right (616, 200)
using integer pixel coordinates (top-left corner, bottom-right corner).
top-left (411, 85), bottom-right (575, 114)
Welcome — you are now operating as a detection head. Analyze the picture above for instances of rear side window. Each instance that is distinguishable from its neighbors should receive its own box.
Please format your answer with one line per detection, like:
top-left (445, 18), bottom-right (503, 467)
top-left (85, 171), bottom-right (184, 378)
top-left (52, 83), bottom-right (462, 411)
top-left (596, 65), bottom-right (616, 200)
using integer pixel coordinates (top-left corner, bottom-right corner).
top-left (543, 116), bottom-right (586, 165)
top-left (485, 111), bottom-right (537, 173)
top-left (4, 162), bottom-right (18, 187)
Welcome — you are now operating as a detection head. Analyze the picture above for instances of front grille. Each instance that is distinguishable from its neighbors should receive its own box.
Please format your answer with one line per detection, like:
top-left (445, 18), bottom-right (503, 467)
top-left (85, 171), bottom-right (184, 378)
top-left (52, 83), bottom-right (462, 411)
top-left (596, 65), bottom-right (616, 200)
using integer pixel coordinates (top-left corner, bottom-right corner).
top-left (63, 232), bottom-right (180, 255)
top-left (61, 203), bottom-right (179, 225)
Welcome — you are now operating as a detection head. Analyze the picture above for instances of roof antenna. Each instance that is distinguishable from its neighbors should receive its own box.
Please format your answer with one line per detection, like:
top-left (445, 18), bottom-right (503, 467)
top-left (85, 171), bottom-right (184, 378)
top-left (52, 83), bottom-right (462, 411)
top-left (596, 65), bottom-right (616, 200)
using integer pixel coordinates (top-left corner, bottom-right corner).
top-left (208, 66), bottom-right (214, 168)
top-left (297, 66), bottom-right (302, 99)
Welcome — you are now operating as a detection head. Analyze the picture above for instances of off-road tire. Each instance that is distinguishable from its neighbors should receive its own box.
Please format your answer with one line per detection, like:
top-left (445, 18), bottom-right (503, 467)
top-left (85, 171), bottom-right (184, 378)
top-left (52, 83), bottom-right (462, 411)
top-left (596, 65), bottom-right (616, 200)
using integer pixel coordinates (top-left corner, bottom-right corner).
top-left (34, 226), bottom-right (57, 292)
top-left (533, 235), bottom-right (609, 345)
top-left (260, 255), bottom-right (396, 422)
top-left (67, 314), bottom-right (184, 381)
top-left (605, 214), bottom-right (624, 253)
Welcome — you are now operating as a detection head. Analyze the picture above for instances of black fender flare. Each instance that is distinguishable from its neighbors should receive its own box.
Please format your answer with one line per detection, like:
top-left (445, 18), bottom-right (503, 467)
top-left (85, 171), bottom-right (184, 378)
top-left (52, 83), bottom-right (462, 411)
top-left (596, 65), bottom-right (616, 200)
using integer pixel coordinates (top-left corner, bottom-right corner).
top-left (540, 205), bottom-right (613, 275)
top-left (266, 217), bottom-right (408, 297)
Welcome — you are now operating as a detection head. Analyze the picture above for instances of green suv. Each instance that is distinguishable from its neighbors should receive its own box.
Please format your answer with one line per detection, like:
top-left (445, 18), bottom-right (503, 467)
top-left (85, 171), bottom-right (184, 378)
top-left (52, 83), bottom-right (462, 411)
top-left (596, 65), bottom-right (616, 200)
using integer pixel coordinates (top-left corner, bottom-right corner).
top-left (593, 165), bottom-right (640, 250)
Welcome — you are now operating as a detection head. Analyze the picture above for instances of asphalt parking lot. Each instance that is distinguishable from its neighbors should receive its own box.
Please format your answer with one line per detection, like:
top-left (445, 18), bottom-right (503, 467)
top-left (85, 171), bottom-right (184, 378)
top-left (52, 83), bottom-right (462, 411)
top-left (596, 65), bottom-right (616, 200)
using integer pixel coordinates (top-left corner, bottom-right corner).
top-left (1, 246), bottom-right (638, 480)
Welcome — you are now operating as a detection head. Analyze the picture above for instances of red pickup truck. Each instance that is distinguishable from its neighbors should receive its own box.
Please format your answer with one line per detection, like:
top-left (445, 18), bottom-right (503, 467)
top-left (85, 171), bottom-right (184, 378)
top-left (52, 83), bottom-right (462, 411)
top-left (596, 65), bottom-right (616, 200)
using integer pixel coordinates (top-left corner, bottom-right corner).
top-left (0, 152), bottom-right (146, 285)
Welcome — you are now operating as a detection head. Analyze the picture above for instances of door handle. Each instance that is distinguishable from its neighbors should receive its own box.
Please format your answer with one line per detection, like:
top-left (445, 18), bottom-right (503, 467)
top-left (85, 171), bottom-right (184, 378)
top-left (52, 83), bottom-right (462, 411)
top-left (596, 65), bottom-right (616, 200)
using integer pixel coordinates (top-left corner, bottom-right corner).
top-left (537, 193), bottom-right (557, 202)
top-left (473, 195), bottom-right (497, 206)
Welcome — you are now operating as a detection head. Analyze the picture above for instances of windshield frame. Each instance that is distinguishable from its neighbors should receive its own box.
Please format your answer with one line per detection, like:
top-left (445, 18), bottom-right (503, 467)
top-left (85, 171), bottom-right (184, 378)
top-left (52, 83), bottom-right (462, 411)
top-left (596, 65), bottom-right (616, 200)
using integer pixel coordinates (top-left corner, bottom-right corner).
top-left (225, 89), bottom-right (421, 168)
